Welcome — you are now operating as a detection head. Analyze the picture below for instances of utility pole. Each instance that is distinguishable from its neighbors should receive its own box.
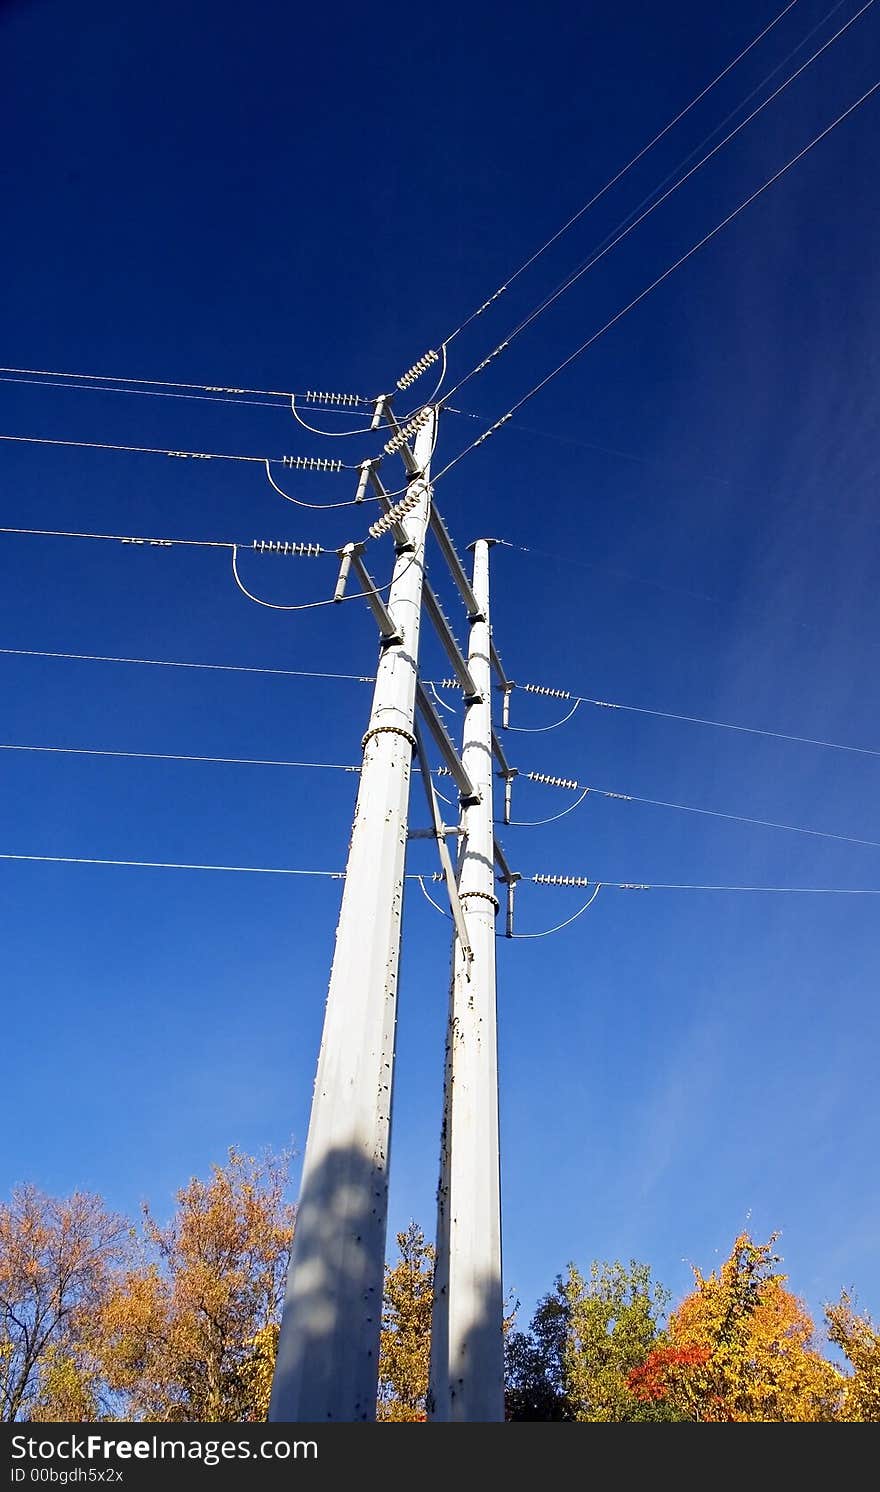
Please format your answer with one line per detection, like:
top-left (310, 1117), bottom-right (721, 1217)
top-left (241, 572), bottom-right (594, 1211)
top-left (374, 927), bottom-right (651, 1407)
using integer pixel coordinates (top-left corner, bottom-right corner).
top-left (270, 411), bottom-right (436, 1423)
top-left (428, 538), bottom-right (505, 1422)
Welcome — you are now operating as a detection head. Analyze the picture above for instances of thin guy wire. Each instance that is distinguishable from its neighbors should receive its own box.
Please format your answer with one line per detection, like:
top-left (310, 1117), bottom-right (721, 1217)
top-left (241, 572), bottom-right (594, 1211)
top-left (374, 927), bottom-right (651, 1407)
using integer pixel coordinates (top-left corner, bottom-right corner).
top-left (0, 646), bottom-right (374, 683)
top-left (442, 0), bottom-right (874, 404)
top-left (438, 0), bottom-right (801, 347)
top-left (431, 79), bottom-right (880, 485)
top-left (524, 776), bottom-right (880, 849)
top-left (0, 743), bottom-right (360, 771)
top-left (0, 365), bottom-right (370, 403)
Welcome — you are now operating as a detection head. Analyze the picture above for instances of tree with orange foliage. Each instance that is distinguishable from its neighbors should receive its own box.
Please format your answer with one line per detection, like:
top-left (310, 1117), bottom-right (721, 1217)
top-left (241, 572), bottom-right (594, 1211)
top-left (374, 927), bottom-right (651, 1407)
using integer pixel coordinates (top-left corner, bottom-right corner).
top-left (628, 1234), bottom-right (843, 1422)
top-left (0, 1186), bottom-right (130, 1421)
top-left (98, 1148), bottom-right (294, 1421)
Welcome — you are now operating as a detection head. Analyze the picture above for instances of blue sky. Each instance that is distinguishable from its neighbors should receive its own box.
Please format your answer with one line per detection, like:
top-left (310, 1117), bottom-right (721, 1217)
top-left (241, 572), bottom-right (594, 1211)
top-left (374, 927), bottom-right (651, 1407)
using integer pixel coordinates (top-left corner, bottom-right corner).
top-left (2, 0), bottom-right (879, 1337)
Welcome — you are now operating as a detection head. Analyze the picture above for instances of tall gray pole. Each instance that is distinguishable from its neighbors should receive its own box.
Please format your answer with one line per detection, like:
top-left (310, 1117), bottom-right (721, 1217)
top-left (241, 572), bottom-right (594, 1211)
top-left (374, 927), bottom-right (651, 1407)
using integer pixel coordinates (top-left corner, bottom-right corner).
top-left (428, 538), bottom-right (504, 1422)
top-left (270, 412), bottom-right (436, 1423)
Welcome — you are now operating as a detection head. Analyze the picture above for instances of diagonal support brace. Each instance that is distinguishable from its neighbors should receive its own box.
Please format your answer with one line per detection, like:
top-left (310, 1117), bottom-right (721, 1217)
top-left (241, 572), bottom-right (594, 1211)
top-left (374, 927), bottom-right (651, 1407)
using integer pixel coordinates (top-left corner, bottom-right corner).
top-left (413, 719), bottom-right (473, 969)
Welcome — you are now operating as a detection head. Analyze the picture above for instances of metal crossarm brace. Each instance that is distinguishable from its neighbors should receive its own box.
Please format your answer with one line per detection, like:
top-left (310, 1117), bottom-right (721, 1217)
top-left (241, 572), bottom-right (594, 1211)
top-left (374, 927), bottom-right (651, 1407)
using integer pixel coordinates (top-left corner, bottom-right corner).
top-left (423, 586), bottom-right (479, 699)
top-left (348, 549), bottom-right (402, 644)
top-left (415, 681), bottom-right (476, 801)
top-left (428, 508), bottom-right (511, 692)
top-left (492, 728), bottom-right (513, 779)
top-left (412, 719), bottom-right (473, 968)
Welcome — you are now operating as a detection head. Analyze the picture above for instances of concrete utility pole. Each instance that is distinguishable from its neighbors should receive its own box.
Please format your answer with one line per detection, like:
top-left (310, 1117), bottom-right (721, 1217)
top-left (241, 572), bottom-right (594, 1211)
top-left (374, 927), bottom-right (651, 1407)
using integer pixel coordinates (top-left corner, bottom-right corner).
top-left (428, 538), bottom-right (504, 1422)
top-left (270, 411), bottom-right (436, 1423)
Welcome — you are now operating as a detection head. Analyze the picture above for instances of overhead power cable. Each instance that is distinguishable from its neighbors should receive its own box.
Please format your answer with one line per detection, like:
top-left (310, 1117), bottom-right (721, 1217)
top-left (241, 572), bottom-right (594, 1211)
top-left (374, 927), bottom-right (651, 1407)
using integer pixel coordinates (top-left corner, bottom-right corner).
top-left (4, 853), bottom-right (880, 898)
top-left (519, 772), bottom-right (880, 849)
top-left (0, 432), bottom-right (356, 469)
top-left (0, 743), bottom-right (361, 771)
top-left (0, 373), bottom-right (370, 416)
top-left (443, 0), bottom-right (875, 404)
top-left (437, 0), bottom-right (801, 348)
top-left (515, 681), bottom-right (880, 761)
top-left (431, 77), bottom-right (880, 485)
top-left (0, 646), bottom-right (374, 683)
top-left (0, 365), bottom-right (370, 404)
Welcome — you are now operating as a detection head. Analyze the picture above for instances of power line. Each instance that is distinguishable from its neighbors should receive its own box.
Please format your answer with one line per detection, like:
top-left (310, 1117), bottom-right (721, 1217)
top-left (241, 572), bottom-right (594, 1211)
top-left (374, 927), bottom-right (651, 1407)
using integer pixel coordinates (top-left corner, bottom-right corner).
top-left (515, 680), bottom-right (880, 760)
top-left (0, 523), bottom-right (244, 551)
top-left (442, 0), bottom-right (875, 404)
top-left (0, 742), bottom-right (360, 771)
top-left (0, 852), bottom-right (346, 876)
top-left (432, 77), bottom-right (880, 484)
top-left (0, 432), bottom-right (357, 469)
top-left (0, 372), bottom-right (371, 415)
top-left (519, 772), bottom-right (880, 849)
top-left (531, 876), bottom-right (880, 894)
top-left (438, 0), bottom-right (801, 347)
top-left (0, 645), bottom-right (374, 683)
top-left (0, 364), bottom-right (370, 404)
top-left (4, 851), bottom-right (880, 897)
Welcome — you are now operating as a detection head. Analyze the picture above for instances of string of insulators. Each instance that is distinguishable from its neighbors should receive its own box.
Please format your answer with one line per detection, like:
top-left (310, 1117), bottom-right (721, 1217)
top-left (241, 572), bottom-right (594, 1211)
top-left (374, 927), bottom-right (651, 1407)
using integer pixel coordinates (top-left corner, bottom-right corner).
top-left (281, 455), bottom-right (344, 472)
top-left (367, 484), bottom-right (428, 540)
top-left (383, 407), bottom-right (433, 456)
top-left (396, 350), bottom-right (439, 391)
top-left (527, 771), bottom-right (579, 791)
top-left (435, 678), bottom-right (461, 690)
top-left (533, 874), bottom-right (591, 887)
top-left (521, 682), bottom-right (571, 699)
top-left (251, 540), bottom-right (324, 556)
top-left (472, 413), bottom-right (512, 448)
top-left (473, 341), bottom-right (510, 376)
top-left (120, 537), bottom-right (173, 547)
top-left (304, 390), bottom-right (363, 407)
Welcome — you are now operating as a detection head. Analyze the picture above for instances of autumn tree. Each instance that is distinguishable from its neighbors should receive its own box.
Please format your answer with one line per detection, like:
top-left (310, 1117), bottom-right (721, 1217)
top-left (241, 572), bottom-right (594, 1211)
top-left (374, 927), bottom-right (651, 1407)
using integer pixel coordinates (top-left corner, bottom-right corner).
top-left (98, 1148), bottom-right (294, 1422)
top-left (506, 1260), bottom-right (674, 1421)
top-left (0, 1186), bottom-right (130, 1421)
top-left (825, 1292), bottom-right (880, 1422)
top-left (377, 1223), bottom-right (434, 1421)
top-left (629, 1234), bottom-right (843, 1422)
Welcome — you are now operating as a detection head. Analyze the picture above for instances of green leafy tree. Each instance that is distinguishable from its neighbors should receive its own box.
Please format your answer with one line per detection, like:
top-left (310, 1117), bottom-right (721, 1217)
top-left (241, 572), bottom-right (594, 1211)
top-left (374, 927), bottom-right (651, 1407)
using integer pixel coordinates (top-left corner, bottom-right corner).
top-left (506, 1260), bottom-right (675, 1421)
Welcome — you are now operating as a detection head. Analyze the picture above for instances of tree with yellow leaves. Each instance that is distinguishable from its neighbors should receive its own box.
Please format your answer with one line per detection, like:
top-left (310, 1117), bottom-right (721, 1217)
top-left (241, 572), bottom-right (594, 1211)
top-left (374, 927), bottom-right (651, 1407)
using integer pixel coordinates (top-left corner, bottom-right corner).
top-left (0, 1186), bottom-right (129, 1421)
top-left (377, 1223), bottom-right (434, 1421)
top-left (98, 1148), bottom-right (295, 1421)
top-left (629, 1234), bottom-right (843, 1421)
top-left (825, 1292), bottom-right (880, 1422)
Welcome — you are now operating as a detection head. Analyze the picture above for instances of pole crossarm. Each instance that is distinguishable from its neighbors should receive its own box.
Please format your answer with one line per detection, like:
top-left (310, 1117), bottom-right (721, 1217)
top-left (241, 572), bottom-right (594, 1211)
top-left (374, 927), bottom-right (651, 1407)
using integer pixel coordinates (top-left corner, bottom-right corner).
top-left (412, 718), bottom-right (473, 967)
top-left (427, 507), bottom-right (511, 691)
top-left (347, 548), bottom-right (402, 643)
top-left (416, 681), bottom-right (476, 801)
